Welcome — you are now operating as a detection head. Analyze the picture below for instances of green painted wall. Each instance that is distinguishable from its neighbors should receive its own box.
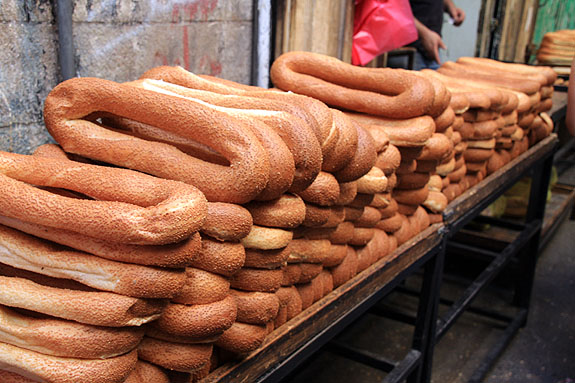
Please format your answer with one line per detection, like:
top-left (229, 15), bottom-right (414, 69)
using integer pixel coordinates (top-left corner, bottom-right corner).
top-left (532, 0), bottom-right (575, 46)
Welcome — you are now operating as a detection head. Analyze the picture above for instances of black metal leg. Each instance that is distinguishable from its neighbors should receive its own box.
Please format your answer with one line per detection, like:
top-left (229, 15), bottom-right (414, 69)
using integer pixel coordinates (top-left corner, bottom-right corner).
top-left (409, 241), bottom-right (445, 383)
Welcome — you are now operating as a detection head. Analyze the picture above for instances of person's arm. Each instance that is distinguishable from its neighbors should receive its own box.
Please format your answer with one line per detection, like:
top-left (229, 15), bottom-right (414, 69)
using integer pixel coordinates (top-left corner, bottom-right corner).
top-left (414, 17), bottom-right (446, 64)
top-left (443, 0), bottom-right (465, 26)
top-left (566, 58), bottom-right (575, 136)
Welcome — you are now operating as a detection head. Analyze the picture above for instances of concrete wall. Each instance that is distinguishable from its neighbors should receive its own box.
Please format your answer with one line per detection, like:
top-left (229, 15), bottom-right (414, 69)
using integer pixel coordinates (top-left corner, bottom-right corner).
top-left (440, 0), bottom-right (482, 63)
top-left (0, 0), bottom-right (254, 154)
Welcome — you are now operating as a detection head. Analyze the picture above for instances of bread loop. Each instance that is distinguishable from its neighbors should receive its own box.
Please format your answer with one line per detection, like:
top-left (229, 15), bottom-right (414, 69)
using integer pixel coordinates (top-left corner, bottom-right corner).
top-left (418, 133), bottom-right (454, 161)
top-left (241, 225), bottom-right (293, 250)
top-left (470, 120), bottom-right (499, 140)
top-left (124, 360), bottom-right (170, 383)
top-left (364, 125), bottom-right (390, 152)
top-left (0, 152), bottom-right (206, 246)
top-left (412, 71), bottom-right (452, 117)
top-left (0, 343), bottom-right (137, 383)
top-left (378, 198), bottom-right (399, 219)
top-left (231, 289), bottom-right (280, 325)
top-left (329, 246), bottom-right (358, 288)
top-left (334, 123), bottom-right (378, 182)
top-left (423, 191), bottom-right (449, 213)
top-left (0, 276), bottom-right (165, 327)
top-left (322, 244), bottom-right (349, 267)
top-left (349, 227), bottom-right (375, 246)
top-left (354, 206), bottom-right (383, 228)
top-left (0, 305), bottom-right (143, 359)
top-left (151, 295), bottom-right (237, 338)
top-left (0, 225), bottom-right (185, 299)
top-left (434, 106), bottom-right (456, 132)
top-left (297, 171), bottom-right (340, 206)
top-left (376, 212), bottom-right (403, 233)
top-left (270, 51), bottom-right (435, 118)
top-left (244, 246), bottom-right (291, 269)
top-left (302, 203), bottom-right (332, 227)
top-left (322, 110), bottom-right (359, 173)
top-left (344, 206), bottom-right (365, 222)
top-left (436, 157), bottom-right (456, 176)
top-left (172, 268), bottom-right (230, 305)
top-left (394, 187), bottom-right (430, 206)
top-left (396, 159), bottom-right (418, 174)
top-left (276, 286), bottom-right (303, 321)
top-left (281, 264), bottom-right (302, 286)
top-left (229, 268), bottom-right (284, 292)
top-left (320, 206), bottom-right (346, 228)
top-left (464, 148), bottom-right (495, 163)
top-left (356, 167), bottom-right (388, 194)
top-left (44, 77), bottom-right (270, 204)
top-left (215, 321), bottom-right (268, 355)
top-left (191, 238), bottom-right (245, 277)
top-left (288, 239), bottom-right (332, 264)
top-left (296, 263), bottom-right (324, 284)
top-left (335, 181), bottom-right (358, 206)
top-left (415, 159), bottom-right (439, 173)
top-left (447, 162), bottom-right (467, 183)
top-left (138, 337), bottom-right (212, 373)
top-left (456, 57), bottom-right (555, 85)
top-left (201, 202), bottom-right (253, 242)
top-left (328, 222), bottom-right (355, 245)
top-left (347, 113), bottom-right (435, 147)
top-left (245, 194), bottom-right (306, 229)
top-left (397, 172), bottom-right (431, 190)
top-left (450, 93), bottom-right (471, 114)
top-left (375, 144), bottom-right (401, 175)
top-left (467, 138), bottom-right (496, 149)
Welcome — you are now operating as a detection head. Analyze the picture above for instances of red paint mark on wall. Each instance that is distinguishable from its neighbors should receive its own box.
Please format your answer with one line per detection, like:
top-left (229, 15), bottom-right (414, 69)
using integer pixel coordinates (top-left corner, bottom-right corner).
top-left (182, 25), bottom-right (190, 70)
top-left (171, 0), bottom-right (218, 22)
top-left (199, 55), bottom-right (222, 76)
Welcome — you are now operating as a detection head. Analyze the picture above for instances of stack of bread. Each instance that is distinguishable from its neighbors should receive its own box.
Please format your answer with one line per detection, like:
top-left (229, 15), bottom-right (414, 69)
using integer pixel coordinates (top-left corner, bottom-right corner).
top-left (0, 143), bottom-right (208, 382)
top-left (537, 29), bottom-right (575, 67)
top-left (270, 51), bottom-right (455, 244)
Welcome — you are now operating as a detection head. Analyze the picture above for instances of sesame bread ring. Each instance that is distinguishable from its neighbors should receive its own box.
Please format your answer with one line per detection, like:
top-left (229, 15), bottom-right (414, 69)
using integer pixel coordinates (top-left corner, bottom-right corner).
top-left (296, 282), bottom-right (315, 310)
top-left (297, 171), bottom-right (340, 206)
top-left (348, 193), bottom-right (375, 208)
top-left (412, 71), bottom-right (452, 117)
top-left (297, 263), bottom-right (324, 284)
top-left (487, 151), bottom-right (506, 174)
top-left (293, 226), bottom-right (336, 240)
top-left (467, 138), bottom-right (497, 149)
top-left (417, 133), bottom-right (454, 162)
top-left (450, 92), bottom-right (471, 114)
top-left (302, 203), bottom-right (332, 227)
top-left (466, 161), bottom-right (488, 173)
top-left (215, 321), bottom-right (268, 355)
top-left (447, 163), bottom-right (467, 183)
top-left (349, 227), bottom-right (375, 246)
top-left (363, 229), bottom-right (390, 262)
top-left (190, 238), bottom-right (245, 277)
top-left (142, 67), bottom-right (335, 153)
top-left (230, 289), bottom-right (280, 325)
top-left (151, 295), bottom-right (237, 338)
top-left (364, 125), bottom-right (390, 152)
top-left (276, 286), bottom-right (303, 320)
top-left (502, 110), bottom-right (518, 125)
top-left (464, 148), bottom-right (495, 163)
top-left (0, 305), bottom-right (143, 359)
top-left (456, 57), bottom-right (554, 85)
top-left (346, 113), bottom-right (435, 147)
top-left (393, 186), bottom-right (430, 206)
top-left (470, 120), bottom-right (499, 140)
top-left (399, 146), bottom-right (425, 162)
top-left (138, 337), bottom-right (212, 373)
top-left (320, 206), bottom-right (347, 228)
top-left (0, 152), bottom-right (206, 246)
top-left (124, 360), bottom-right (170, 383)
top-left (397, 203), bottom-right (419, 216)
top-left (335, 181), bottom-right (358, 206)
top-left (370, 192), bottom-right (392, 208)
top-left (397, 172), bottom-right (431, 190)
top-left (172, 268), bottom-right (230, 305)
top-left (376, 212), bottom-right (404, 233)
top-left (44, 78), bottom-right (270, 204)
top-left (274, 305), bottom-right (288, 329)
top-left (379, 198), bottom-right (399, 219)
top-left (344, 206), bottom-right (365, 222)
top-left (536, 97), bottom-right (553, 113)
top-left (452, 115), bottom-right (464, 131)
top-left (132, 79), bottom-right (325, 194)
top-left (322, 110), bottom-right (359, 173)
top-left (356, 167), bottom-right (388, 194)
top-left (459, 121), bottom-right (475, 140)
top-left (281, 264), bottom-right (302, 286)
top-left (354, 206), bottom-right (383, 228)
top-left (428, 174), bottom-right (444, 192)
top-left (411, 206), bottom-right (431, 233)
top-left (270, 51), bottom-right (435, 118)
top-left (322, 244), bottom-right (349, 267)
top-left (330, 246), bottom-right (358, 288)
top-left (334, 123), bottom-right (378, 182)
top-left (288, 239), bottom-right (332, 264)
top-left (241, 225), bottom-right (293, 250)
top-left (229, 268), bottom-right (283, 293)
top-left (0, 343), bottom-right (137, 383)
top-left (436, 157), bottom-right (456, 176)
top-left (326, 222), bottom-right (355, 245)
top-left (393, 214), bottom-right (415, 246)
top-left (434, 106), bottom-right (456, 133)
top-left (423, 191), bottom-right (449, 213)
top-left (201, 202), bottom-right (252, 242)
top-left (0, 215), bottom-right (201, 268)
top-left (243, 246), bottom-right (291, 269)
top-left (396, 159), bottom-right (418, 174)
top-left (0, 276), bottom-right (165, 327)
top-left (518, 112), bottom-right (535, 128)
top-left (245, 194), bottom-right (306, 229)
top-left (375, 144), bottom-right (401, 176)
top-left (0, 225), bottom-right (185, 299)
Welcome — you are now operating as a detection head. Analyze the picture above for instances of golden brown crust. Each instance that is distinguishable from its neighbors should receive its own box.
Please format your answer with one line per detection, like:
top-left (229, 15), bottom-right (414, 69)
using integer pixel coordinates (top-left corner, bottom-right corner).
top-left (296, 263), bottom-right (324, 284)
top-left (0, 153), bottom-right (207, 246)
top-left (271, 51), bottom-right (435, 118)
top-left (201, 203), bottom-right (252, 242)
top-left (124, 360), bottom-right (170, 383)
top-left (302, 203), bottom-right (332, 227)
top-left (151, 296), bottom-right (237, 338)
top-left (356, 167), bottom-right (388, 194)
top-left (375, 212), bottom-right (403, 233)
top-left (241, 225), bottom-right (293, 250)
top-left (335, 182), bottom-right (358, 206)
top-left (138, 337), bottom-right (212, 373)
top-left (0, 344), bottom-right (137, 383)
top-left (0, 276), bottom-right (166, 327)
top-left (243, 246), bottom-right (291, 269)
top-left (231, 290), bottom-right (280, 325)
top-left (297, 171), bottom-right (340, 206)
top-left (322, 110), bottom-right (359, 173)
top-left (375, 144), bottom-right (401, 176)
top-left (334, 123), bottom-right (378, 182)
top-left (44, 78), bottom-right (271, 204)
top-left (245, 194), bottom-right (306, 229)
top-left (347, 113), bottom-right (435, 147)
top-left (214, 321), bottom-right (268, 355)
top-left (287, 239), bottom-right (331, 264)
top-left (172, 268), bottom-right (230, 305)
top-left (229, 268), bottom-right (283, 293)
top-left (190, 238), bottom-right (245, 277)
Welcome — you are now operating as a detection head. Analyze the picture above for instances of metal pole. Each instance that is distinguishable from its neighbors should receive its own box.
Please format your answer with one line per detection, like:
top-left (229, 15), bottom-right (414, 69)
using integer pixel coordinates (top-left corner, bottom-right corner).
top-left (55, 0), bottom-right (76, 81)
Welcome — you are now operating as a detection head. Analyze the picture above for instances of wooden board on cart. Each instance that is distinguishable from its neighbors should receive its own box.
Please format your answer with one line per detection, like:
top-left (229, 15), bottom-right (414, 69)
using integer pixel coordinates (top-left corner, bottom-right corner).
top-left (204, 224), bottom-right (443, 382)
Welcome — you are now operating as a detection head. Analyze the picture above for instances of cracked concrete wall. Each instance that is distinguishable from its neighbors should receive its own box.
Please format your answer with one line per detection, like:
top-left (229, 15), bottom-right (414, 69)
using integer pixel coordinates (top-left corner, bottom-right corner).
top-left (0, 0), bottom-right (254, 154)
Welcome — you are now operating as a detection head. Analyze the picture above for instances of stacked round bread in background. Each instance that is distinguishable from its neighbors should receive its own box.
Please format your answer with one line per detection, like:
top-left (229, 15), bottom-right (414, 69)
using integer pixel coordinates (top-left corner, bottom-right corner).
top-left (0, 51), bottom-right (555, 382)
top-left (537, 29), bottom-right (575, 67)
